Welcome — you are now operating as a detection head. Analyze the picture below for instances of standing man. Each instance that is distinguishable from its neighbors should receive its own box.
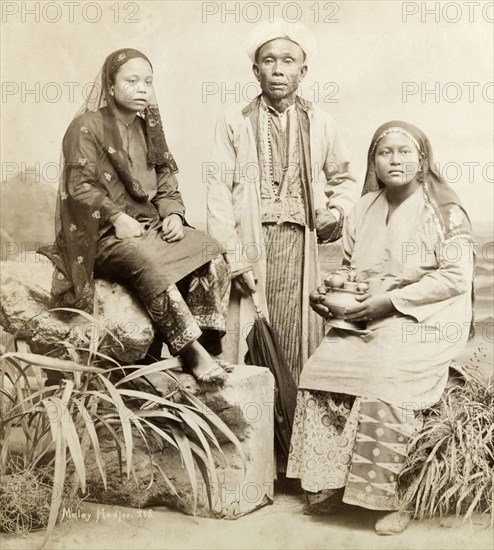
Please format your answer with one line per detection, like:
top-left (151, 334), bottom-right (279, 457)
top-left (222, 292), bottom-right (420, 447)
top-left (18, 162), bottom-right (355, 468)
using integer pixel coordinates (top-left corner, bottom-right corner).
top-left (207, 20), bottom-right (356, 384)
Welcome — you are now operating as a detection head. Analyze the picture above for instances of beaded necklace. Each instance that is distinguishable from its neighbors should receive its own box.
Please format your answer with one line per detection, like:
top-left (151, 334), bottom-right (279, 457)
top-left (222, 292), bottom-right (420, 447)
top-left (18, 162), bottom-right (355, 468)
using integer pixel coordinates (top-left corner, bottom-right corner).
top-left (261, 103), bottom-right (297, 200)
top-left (266, 108), bottom-right (291, 197)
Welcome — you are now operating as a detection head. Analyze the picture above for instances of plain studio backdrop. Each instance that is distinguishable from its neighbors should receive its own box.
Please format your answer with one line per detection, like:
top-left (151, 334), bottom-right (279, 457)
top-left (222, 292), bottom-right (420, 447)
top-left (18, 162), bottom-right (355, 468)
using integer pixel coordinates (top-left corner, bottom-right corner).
top-left (1, 0), bottom-right (493, 227)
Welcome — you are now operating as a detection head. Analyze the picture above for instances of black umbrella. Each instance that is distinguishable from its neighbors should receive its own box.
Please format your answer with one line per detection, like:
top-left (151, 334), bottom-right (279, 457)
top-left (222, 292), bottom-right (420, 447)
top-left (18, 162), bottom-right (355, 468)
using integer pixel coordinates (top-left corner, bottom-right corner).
top-left (245, 293), bottom-right (298, 460)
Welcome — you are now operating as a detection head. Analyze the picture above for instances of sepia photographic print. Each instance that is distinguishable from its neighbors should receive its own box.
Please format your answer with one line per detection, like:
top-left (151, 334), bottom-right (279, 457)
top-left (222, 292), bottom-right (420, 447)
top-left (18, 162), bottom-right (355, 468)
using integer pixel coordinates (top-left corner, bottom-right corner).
top-left (1, 1), bottom-right (493, 549)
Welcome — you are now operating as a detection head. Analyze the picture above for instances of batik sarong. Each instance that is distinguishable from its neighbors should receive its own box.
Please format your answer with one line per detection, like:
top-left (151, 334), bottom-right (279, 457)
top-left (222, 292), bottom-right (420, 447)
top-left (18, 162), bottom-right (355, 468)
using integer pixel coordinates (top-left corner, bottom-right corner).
top-left (146, 255), bottom-right (230, 355)
top-left (287, 390), bottom-right (423, 510)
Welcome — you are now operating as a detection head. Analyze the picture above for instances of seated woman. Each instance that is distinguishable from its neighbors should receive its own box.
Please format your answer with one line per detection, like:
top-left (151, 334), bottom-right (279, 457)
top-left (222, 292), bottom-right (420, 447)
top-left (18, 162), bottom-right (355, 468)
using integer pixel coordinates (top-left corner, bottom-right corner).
top-left (41, 48), bottom-right (230, 383)
top-left (286, 121), bottom-right (474, 534)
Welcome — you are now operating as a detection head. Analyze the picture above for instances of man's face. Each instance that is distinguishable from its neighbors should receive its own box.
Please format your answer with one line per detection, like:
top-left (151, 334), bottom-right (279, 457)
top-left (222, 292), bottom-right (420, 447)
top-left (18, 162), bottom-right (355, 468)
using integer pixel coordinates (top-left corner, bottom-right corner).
top-left (253, 38), bottom-right (307, 102)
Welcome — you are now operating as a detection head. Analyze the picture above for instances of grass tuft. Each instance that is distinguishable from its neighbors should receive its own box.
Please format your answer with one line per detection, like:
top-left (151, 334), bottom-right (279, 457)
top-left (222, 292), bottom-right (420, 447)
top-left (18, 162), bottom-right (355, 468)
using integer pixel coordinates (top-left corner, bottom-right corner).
top-left (0, 458), bottom-right (53, 534)
top-left (399, 363), bottom-right (493, 525)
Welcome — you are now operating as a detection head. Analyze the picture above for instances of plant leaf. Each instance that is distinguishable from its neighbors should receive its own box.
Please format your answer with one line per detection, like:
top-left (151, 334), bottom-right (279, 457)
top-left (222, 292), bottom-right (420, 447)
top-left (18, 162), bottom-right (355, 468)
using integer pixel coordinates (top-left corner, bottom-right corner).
top-left (97, 374), bottom-right (134, 479)
top-left (73, 397), bottom-right (107, 490)
top-left (170, 425), bottom-right (197, 515)
top-left (1, 352), bottom-right (105, 373)
top-left (40, 415), bottom-right (66, 549)
top-left (114, 358), bottom-right (182, 387)
top-left (176, 408), bottom-right (220, 489)
top-left (135, 416), bottom-right (179, 450)
top-left (182, 390), bottom-right (247, 472)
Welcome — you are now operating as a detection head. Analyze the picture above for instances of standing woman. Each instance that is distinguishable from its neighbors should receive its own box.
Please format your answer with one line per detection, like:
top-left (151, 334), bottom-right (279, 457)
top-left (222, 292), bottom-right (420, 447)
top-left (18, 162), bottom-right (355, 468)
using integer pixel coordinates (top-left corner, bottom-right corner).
top-left (41, 48), bottom-right (230, 383)
top-left (286, 121), bottom-right (475, 534)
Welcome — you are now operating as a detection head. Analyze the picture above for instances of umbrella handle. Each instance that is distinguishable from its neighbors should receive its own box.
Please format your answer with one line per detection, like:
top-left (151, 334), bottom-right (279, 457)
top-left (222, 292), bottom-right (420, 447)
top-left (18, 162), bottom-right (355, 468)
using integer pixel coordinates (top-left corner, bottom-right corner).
top-left (251, 291), bottom-right (264, 317)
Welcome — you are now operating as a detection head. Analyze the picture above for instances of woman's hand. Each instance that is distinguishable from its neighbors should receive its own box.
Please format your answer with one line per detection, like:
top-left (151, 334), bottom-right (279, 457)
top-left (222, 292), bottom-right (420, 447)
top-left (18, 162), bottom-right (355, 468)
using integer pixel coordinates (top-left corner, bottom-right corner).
top-left (162, 214), bottom-right (184, 242)
top-left (113, 213), bottom-right (143, 239)
top-left (344, 292), bottom-right (396, 322)
top-left (309, 285), bottom-right (333, 319)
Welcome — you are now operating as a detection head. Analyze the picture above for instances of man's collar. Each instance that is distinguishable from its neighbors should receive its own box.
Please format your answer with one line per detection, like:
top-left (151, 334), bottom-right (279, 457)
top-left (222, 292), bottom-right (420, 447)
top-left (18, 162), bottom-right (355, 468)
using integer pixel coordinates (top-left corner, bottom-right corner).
top-left (242, 94), bottom-right (312, 117)
top-left (296, 96), bottom-right (312, 113)
top-left (259, 96), bottom-right (297, 117)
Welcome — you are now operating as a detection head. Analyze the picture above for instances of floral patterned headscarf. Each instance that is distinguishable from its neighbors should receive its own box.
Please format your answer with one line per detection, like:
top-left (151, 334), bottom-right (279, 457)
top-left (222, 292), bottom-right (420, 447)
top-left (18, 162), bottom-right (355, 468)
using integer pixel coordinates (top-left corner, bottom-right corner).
top-left (363, 120), bottom-right (475, 338)
top-left (363, 120), bottom-right (473, 242)
top-left (40, 48), bottom-right (178, 311)
top-left (80, 47), bottom-right (178, 198)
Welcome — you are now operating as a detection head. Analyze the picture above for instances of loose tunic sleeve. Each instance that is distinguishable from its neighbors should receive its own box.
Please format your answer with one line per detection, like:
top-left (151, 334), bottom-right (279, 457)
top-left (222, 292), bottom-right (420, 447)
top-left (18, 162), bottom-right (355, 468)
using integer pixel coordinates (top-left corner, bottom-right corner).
top-left (341, 202), bottom-right (357, 266)
top-left (152, 165), bottom-right (185, 220)
top-left (63, 119), bottom-right (123, 225)
top-left (321, 115), bottom-right (357, 216)
top-left (388, 235), bottom-right (474, 322)
top-left (207, 111), bottom-right (252, 275)
top-left (298, 187), bottom-right (473, 409)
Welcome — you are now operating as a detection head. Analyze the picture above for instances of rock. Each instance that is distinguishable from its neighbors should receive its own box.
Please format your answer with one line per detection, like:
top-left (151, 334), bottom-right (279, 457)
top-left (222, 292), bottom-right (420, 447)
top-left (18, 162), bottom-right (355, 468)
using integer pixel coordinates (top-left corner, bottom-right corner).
top-left (84, 365), bottom-right (275, 518)
top-left (0, 253), bottom-right (154, 363)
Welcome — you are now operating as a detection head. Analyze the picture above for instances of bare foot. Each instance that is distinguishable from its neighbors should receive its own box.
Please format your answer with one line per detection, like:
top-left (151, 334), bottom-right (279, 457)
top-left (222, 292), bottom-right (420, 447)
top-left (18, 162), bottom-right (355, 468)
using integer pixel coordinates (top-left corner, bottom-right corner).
top-left (375, 511), bottom-right (411, 535)
top-left (303, 488), bottom-right (346, 515)
top-left (181, 341), bottom-right (227, 384)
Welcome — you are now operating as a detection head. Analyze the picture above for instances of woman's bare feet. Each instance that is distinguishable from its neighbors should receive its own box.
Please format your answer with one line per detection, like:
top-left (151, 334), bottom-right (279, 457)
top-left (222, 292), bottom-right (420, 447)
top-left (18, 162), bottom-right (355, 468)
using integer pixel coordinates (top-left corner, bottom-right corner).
top-left (375, 511), bottom-right (411, 535)
top-left (181, 341), bottom-right (228, 384)
top-left (303, 488), bottom-right (346, 515)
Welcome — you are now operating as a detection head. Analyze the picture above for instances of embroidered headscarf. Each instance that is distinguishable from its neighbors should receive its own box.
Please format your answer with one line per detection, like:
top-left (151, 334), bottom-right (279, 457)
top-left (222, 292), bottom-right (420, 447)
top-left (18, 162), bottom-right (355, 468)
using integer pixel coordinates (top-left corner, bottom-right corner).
top-left (40, 48), bottom-right (178, 312)
top-left (82, 47), bottom-right (178, 199)
top-left (363, 120), bottom-right (475, 338)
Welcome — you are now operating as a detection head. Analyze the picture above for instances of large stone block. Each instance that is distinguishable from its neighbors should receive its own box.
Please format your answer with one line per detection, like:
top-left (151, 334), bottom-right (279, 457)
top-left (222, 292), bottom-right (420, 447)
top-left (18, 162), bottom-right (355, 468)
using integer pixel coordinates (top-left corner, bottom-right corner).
top-left (85, 365), bottom-right (275, 518)
top-left (0, 253), bottom-right (154, 363)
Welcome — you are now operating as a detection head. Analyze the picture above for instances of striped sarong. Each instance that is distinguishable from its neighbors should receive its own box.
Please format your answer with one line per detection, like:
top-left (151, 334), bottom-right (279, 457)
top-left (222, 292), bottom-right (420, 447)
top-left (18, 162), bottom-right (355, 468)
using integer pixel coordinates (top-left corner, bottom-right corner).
top-left (262, 222), bottom-right (305, 384)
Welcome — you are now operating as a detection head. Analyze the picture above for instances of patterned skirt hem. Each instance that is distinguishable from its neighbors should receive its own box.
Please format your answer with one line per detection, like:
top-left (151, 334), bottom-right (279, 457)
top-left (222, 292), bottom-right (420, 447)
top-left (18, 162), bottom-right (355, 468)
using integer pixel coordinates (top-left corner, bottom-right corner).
top-left (343, 488), bottom-right (398, 511)
top-left (194, 313), bottom-right (226, 333)
top-left (168, 324), bottom-right (202, 355)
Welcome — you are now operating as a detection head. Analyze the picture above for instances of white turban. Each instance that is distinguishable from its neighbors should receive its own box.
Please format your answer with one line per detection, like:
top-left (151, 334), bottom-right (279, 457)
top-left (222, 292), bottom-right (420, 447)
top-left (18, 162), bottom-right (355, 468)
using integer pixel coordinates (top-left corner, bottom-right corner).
top-left (246, 19), bottom-right (317, 63)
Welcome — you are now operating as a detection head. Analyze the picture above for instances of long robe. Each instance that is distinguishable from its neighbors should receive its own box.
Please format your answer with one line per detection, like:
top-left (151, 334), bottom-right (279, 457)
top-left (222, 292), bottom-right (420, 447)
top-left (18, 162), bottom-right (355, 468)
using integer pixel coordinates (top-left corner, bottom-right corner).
top-left (207, 96), bottom-right (357, 365)
top-left (298, 186), bottom-right (474, 409)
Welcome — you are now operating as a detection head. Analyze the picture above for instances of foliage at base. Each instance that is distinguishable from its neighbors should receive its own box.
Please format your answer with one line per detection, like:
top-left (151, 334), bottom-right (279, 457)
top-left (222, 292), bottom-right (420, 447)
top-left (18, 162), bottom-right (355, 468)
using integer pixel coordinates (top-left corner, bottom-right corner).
top-left (0, 459), bottom-right (52, 534)
top-left (0, 308), bottom-right (245, 546)
top-left (399, 364), bottom-right (493, 525)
